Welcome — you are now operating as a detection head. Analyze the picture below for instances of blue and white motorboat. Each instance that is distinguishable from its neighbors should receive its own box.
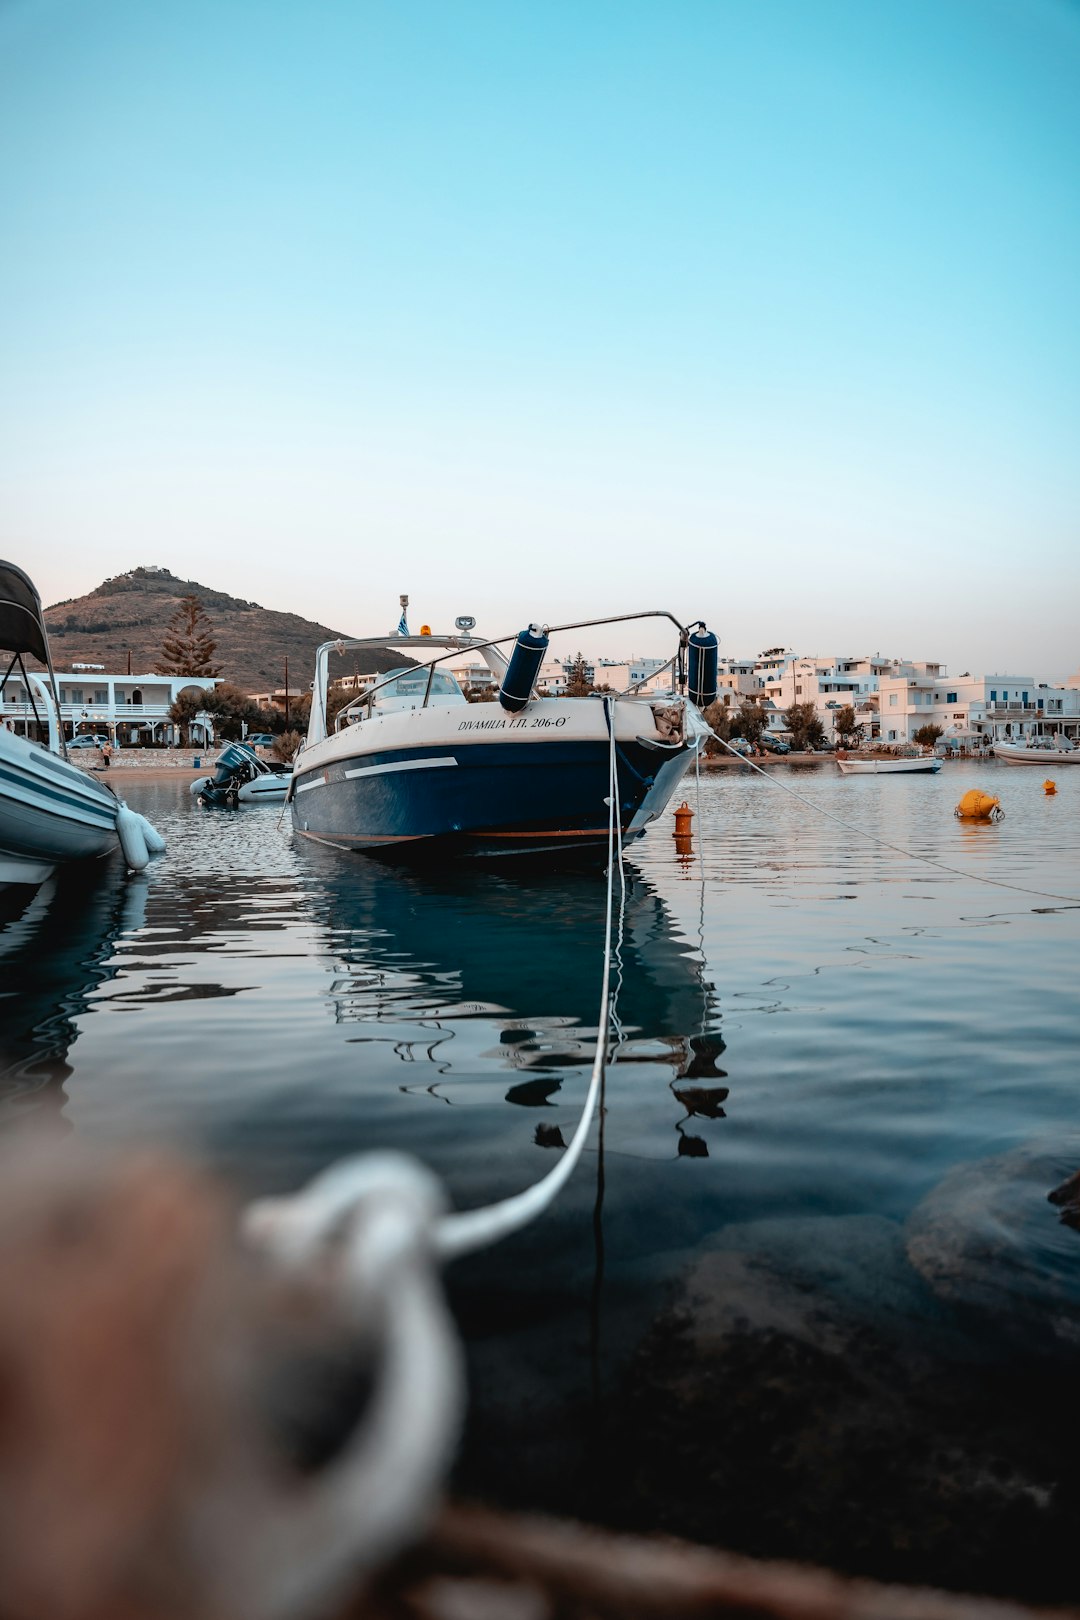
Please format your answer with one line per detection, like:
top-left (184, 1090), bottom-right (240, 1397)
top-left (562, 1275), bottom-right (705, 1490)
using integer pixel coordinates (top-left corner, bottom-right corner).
top-left (289, 610), bottom-right (717, 859)
top-left (0, 560), bottom-right (163, 885)
top-left (190, 742), bottom-right (291, 807)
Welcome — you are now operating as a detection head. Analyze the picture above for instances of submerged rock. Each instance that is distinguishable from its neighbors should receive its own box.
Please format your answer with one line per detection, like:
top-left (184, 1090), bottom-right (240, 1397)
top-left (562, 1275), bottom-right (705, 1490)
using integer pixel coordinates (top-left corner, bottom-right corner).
top-left (906, 1140), bottom-right (1080, 1351)
top-left (1047, 1167), bottom-right (1080, 1231)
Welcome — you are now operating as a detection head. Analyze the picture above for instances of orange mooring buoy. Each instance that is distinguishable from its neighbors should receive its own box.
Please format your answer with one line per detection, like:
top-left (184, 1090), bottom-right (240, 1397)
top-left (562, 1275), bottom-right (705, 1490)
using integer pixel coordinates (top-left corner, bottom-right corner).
top-left (1044, 779), bottom-right (1057, 795)
top-left (673, 801), bottom-right (694, 838)
top-left (955, 788), bottom-right (1003, 821)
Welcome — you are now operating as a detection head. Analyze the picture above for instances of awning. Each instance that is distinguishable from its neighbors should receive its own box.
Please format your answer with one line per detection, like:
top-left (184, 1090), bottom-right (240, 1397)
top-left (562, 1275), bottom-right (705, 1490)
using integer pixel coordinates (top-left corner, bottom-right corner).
top-left (0, 561), bottom-right (49, 662)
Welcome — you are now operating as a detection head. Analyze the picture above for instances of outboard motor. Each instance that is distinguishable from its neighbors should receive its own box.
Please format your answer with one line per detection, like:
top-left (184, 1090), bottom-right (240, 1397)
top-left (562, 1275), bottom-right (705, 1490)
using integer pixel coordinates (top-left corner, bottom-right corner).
top-left (195, 742), bottom-right (260, 808)
top-left (499, 625), bottom-right (549, 713)
top-left (687, 626), bottom-right (719, 709)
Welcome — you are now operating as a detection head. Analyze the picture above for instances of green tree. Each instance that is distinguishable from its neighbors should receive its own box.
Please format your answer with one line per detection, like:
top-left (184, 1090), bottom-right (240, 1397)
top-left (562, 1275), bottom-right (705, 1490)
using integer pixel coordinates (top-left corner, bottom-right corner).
top-left (168, 681), bottom-right (271, 744)
top-left (913, 724), bottom-right (943, 749)
top-left (563, 653), bottom-right (593, 697)
top-left (732, 698), bottom-right (769, 746)
top-left (702, 699), bottom-right (734, 755)
top-left (205, 682), bottom-right (265, 742)
top-left (156, 595), bottom-right (222, 677)
top-left (834, 704), bottom-right (862, 747)
top-left (167, 687), bottom-right (210, 744)
top-left (272, 730), bottom-right (303, 763)
top-left (783, 701), bottom-right (827, 751)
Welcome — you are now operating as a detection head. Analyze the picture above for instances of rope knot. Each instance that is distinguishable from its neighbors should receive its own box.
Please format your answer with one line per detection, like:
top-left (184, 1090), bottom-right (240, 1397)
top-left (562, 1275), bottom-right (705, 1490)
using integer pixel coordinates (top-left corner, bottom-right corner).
top-left (244, 1153), bottom-right (447, 1314)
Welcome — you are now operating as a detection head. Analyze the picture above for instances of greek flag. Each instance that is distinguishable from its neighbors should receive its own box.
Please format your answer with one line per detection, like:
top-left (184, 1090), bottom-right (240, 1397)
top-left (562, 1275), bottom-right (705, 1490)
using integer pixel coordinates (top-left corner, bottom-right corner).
top-left (396, 609), bottom-right (409, 636)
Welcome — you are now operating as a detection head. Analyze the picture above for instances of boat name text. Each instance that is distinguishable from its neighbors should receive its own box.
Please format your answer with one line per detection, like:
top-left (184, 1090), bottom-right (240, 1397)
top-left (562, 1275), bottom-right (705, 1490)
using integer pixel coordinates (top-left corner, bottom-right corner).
top-left (457, 716), bottom-right (568, 731)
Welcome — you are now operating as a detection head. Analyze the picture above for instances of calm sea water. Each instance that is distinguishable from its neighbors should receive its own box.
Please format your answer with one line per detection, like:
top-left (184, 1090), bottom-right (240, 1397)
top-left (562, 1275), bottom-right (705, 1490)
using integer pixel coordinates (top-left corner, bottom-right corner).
top-left (2, 759), bottom-right (1079, 1596)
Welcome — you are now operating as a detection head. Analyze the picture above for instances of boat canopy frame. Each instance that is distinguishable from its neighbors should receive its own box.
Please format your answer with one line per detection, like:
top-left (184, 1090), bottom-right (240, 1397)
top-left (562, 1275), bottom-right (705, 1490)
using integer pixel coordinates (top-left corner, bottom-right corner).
top-left (0, 560), bottom-right (69, 757)
top-left (308, 610), bottom-right (695, 747)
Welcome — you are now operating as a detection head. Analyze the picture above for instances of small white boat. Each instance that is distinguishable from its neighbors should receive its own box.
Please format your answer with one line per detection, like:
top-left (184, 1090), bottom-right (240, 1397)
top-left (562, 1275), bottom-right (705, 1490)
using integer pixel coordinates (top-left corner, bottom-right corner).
top-left (836, 752), bottom-right (941, 775)
top-left (0, 560), bottom-right (164, 885)
top-left (191, 742), bottom-right (291, 806)
top-left (993, 739), bottom-right (1080, 766)
top-left (290, 609), bottom-right (715, 859)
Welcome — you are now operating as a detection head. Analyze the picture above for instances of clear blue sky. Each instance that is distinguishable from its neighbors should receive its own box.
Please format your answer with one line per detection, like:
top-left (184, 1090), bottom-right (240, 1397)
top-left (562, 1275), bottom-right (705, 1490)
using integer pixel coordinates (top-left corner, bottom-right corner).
top-left (2, 0), bottom-right (1078, 675)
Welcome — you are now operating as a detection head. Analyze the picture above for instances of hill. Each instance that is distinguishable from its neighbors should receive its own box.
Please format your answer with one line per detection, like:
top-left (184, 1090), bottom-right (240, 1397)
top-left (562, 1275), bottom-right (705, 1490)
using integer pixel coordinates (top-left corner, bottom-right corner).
top-left (41, 566), bottom-right (409, 692)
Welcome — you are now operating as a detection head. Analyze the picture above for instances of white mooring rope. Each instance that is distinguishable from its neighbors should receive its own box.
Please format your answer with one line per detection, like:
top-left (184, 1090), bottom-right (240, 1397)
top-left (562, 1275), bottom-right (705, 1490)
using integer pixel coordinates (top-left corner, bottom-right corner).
top-left (242, 699), bottom-right (628, 1616)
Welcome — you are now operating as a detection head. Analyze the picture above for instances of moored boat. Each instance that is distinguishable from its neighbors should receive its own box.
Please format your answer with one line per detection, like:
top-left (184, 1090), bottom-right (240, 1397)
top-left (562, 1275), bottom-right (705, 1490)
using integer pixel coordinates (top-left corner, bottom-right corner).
top-left (289, 610), bottom-right (714, 859)
top-left (993, 738), bottom-right (1080, 766)
top-left (836, 750), bottom-right (941, 775)
top-left (191, 742), bottom-right (291, 806)
top-left (0, 561), bottom-right (164, 886)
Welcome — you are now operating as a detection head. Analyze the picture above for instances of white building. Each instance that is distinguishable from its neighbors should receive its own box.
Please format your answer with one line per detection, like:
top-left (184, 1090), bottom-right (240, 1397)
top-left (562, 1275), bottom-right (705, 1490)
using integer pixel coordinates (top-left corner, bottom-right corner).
top-left (756, 653), bottom-right (925, 742)
top-left (1, 668), bottom-right (221, 746)
top-left (593, 656), bottom-right (669, 692)
top-left (876, 672), bottom-right (1080, 746)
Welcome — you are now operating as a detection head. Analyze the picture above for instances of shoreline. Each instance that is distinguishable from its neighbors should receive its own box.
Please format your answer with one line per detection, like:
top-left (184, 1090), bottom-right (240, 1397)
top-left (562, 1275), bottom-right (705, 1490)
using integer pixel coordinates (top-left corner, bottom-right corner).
top-left (701, 751), bottom-right (992, 768)
top-left (73, 751), bottom-right (232, 782)
top-left (77, 750), bottom-right (993, 782)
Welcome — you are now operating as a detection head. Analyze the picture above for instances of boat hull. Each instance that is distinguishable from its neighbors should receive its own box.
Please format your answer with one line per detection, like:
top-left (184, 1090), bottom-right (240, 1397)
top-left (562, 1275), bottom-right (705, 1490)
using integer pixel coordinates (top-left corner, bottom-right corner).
top-left (836, 757), bottom-right (941, 775)
top-left (0, 730), bottom-right (119, 884)
top-left (291, 727), bottom-right (699, 857)
top-left (193, 773), bottom-right (290, 805)
top-left (993, 743), bottom-right (1080, 766)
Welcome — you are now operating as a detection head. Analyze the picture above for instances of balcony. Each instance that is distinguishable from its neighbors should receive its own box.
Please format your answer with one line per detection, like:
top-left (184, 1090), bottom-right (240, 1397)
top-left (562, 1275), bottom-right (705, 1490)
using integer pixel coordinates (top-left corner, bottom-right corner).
top-left (988, 702), bottom-right (1037, 714)
top-left (3, 699), bottom-right (175, 720)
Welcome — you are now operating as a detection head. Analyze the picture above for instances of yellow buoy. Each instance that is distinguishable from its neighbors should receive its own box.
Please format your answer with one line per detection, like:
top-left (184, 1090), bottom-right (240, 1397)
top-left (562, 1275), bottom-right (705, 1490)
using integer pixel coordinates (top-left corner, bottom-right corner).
top-left (955, 788), bottom-right (1003, 821)
top-left (1044, 779), bottom-right (1057, 795)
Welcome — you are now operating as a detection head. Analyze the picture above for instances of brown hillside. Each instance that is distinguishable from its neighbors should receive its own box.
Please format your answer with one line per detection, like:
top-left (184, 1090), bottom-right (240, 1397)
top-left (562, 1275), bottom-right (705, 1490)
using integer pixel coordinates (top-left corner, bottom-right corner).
top-left (41, 566), bottom-right (410, 692)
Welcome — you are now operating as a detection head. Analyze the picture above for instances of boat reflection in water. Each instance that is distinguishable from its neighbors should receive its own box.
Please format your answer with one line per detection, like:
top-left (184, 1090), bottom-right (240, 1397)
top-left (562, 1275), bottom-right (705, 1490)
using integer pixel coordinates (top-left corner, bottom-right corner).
top-left (301, 846), bottom-right (727, 1176)
top-left (0, 865), bottom-right (147, 1124)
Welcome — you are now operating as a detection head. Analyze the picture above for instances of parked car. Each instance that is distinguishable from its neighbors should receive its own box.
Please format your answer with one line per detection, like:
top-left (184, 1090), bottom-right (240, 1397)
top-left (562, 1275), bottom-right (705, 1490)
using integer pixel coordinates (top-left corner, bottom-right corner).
top-left (245, 733), bottom-right (277, 748)
top-left (725, 737), bottom-right (753, 756)
top-left (761, 737), bottom-right (791, 754)
top-left (69, 734), bottom-right (109, 748)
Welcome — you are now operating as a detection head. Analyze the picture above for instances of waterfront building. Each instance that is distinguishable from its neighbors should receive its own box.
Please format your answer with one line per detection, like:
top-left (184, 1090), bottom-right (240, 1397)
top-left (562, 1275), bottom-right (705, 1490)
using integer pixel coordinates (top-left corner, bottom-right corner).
top-left (756, 653), bottom-right (926, 742)
top-left (0, 668), bottom-right (221, 745)
top-left (448, 660), bottom-right (497, 693)
top-left (593, 656), bottom-right (669, 692)
top-left (247, 687), bottom-right (305, 713)
top-left (877, 672), bottom-right (1080, 746)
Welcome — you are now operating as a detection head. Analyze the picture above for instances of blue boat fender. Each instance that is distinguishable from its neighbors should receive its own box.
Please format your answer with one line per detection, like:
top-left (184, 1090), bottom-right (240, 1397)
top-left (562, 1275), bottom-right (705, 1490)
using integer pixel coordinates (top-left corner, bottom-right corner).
top-left (688, 627), bottom-right (719, 709)
top-left (115, 803), bottom-right (150, 872)
top-left (499, 625), bottom-right (549, 713)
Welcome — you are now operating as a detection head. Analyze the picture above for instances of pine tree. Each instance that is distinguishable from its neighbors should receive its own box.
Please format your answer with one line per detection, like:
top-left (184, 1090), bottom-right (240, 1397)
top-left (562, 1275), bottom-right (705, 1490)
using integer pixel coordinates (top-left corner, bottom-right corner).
top-left (156, 595), bottom-right (222, 677)
top-left (563, 653), bottom-right (593, 697)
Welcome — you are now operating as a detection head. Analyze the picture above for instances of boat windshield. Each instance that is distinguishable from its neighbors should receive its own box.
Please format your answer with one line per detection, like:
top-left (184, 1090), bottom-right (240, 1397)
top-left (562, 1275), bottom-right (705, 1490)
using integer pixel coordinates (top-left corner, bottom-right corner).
top-left (370, 667), bottom-right (466, 710)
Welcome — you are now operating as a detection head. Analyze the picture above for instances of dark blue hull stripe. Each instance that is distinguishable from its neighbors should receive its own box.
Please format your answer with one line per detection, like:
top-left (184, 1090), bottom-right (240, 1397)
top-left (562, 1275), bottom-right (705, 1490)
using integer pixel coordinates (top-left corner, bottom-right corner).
top-left (0, 762), bottom-right (117, 825)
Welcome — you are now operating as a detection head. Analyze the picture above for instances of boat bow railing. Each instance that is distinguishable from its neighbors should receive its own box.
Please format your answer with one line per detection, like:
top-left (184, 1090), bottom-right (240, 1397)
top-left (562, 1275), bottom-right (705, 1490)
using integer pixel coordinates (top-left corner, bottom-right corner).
top-left (313, 611), bottom-right (692, 744)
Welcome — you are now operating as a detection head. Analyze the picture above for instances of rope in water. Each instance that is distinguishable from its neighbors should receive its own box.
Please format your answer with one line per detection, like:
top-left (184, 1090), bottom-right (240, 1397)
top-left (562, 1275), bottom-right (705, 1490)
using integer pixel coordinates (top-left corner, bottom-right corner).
top-left (704, 728), bottom-right (1080, 906)
top-left (437, 696), bottom-right (623, 1259)
top-left (242, 699), bottom-right (628, 1617)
